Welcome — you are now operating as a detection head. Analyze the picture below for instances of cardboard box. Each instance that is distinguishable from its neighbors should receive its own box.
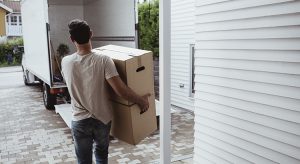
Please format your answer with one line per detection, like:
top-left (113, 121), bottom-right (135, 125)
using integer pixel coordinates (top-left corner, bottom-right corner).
top-left (111, 94), bottom-right (157, 145)
top-left (94, 45), bottom-right (157, 145)
top-left (94, 45), bottom-right (154, 105)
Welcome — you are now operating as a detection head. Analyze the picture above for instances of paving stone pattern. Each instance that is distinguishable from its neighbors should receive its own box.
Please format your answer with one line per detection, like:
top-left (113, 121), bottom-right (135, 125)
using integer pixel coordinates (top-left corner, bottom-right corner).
top-left (0, 84), bottom-right (194, 163)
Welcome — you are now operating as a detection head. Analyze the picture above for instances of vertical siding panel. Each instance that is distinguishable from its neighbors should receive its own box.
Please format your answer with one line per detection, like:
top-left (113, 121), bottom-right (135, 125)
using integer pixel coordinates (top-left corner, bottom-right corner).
top-left (171, 0), bottom-right (195, 110)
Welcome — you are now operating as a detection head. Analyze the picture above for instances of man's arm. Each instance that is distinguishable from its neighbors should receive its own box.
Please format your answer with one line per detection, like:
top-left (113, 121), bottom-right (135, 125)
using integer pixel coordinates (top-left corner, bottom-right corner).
top-left (107, 76), bottom-right (150, 114)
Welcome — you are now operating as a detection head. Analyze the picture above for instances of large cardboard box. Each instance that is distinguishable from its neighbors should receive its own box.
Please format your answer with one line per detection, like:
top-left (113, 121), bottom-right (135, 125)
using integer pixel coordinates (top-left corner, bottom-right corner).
top-left (94, 45), bottom-right (157, 145)
top-left (94, 45), bottom-right (154, 105)
top-left (111, 95), bottom-right (157, 145)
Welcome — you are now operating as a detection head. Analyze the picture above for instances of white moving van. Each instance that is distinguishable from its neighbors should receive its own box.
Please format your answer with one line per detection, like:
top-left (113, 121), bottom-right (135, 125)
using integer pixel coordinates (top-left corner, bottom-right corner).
top-left (21, 0), bottom-right (138, 109)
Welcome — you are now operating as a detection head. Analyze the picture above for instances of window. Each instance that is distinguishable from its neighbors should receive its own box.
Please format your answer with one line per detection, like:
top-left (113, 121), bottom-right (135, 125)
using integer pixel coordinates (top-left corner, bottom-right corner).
top-left (190, 44), bottom-right (195, 97)
top-left (6, 15), bottom-right (9, 23)
top-left (11, 16), bottom-right (18, 25)
top-left (19, 16), bottom-right (22, 25)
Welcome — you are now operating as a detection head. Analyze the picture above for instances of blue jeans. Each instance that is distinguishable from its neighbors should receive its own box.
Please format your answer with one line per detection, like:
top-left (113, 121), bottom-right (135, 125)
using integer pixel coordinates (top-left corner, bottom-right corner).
top-left (72, 118), bottom-right (111, 164)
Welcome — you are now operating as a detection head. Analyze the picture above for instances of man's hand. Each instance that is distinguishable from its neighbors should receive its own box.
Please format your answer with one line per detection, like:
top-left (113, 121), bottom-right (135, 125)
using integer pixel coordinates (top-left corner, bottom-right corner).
top-left (137, 93), bottom-right (151, 114)
top-left (107, 76), bottom-right (152, 114)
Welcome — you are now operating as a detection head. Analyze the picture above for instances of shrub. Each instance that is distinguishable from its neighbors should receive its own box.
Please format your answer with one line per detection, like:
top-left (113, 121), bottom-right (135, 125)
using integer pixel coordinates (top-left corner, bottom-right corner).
top-left (0, 37), bottom-right (23, 65)
top-left (138, 0), bottom-right (159, 57)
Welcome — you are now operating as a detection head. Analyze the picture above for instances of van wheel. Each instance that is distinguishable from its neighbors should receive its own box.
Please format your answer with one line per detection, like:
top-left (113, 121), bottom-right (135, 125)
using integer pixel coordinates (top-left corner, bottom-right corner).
top-left (43, 83), bottom-right (56, 110)
top-left (23, 74), bottom-right (29, 86)
top-left (22, 67), bottom-right (29, 86)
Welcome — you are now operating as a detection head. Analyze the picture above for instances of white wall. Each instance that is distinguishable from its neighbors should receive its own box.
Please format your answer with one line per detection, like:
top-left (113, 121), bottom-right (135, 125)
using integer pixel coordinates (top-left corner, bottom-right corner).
top-left (48, 0), bottom-right (136, 52)
top-left (171, 0), bottom-right (195, 111)
top-left (48, 5), bottom-right (84, 54)
top-left (193, 0), bottom-right (300, 163)
top-left (83, 0), bottom-right (136, 48)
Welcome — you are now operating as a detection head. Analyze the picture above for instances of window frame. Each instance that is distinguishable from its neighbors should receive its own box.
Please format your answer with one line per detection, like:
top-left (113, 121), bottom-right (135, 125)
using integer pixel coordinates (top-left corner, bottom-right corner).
top-left (19, 16), bottom-right (22, 25)
top-left (189, 44), bottom-right (195, 97)
top-left (10, 15), bottom-right (18, 25)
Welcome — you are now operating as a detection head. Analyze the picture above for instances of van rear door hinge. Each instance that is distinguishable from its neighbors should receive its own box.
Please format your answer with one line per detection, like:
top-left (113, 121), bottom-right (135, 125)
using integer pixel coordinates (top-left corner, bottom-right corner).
top-left (135, 23), bottom-right (139, 30)
top-left (46, 23), bottom-right (50, 31)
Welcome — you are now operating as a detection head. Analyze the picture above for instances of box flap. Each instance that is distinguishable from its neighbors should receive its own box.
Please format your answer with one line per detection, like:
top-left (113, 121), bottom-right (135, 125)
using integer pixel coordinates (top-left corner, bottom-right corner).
top-left (93, 49), bottom-right (132, 61)
top-left (95, 45), bottom-right (151, 57)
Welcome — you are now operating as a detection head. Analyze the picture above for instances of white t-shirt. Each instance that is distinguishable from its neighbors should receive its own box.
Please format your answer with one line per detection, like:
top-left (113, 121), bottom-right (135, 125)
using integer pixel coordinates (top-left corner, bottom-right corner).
top-left (61, 50), bottom-right (119, 124)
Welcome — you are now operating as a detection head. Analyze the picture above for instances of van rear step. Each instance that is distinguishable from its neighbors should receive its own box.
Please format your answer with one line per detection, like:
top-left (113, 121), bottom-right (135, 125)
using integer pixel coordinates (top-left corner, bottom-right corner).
top-left (55, 104), bottom-right (72, 128)
top-left (55, 100), bottom-right (173, 129)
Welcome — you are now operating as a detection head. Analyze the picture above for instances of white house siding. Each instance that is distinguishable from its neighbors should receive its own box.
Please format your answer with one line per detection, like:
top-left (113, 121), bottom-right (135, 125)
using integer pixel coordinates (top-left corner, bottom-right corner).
top-left (6, 13), bottom-right (23, 37)
top-left (194, 0), bottom-right (300, 163)
top-left (171, 0), bottom-right (195, 110)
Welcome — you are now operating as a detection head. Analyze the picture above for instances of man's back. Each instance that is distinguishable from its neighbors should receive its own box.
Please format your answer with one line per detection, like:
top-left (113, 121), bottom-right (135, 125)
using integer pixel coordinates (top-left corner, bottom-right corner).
top-left (64, 19), bottom-right (149, 163)
top-left (62, 51), bottom-right (119, 124)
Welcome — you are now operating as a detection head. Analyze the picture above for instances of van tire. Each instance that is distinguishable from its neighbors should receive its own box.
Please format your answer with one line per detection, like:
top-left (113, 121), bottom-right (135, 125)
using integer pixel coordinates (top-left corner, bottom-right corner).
top-left (43, 83), bottom-right (56, 110)
top-left (22, 66), bottom-right (30, 86)
top-left (23, 74), bottom-right (30, 86)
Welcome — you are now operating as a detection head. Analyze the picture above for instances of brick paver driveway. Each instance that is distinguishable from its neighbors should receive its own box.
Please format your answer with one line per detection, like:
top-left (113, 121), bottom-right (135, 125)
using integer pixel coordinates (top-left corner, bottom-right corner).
top-left (0, 66), bottom-right (194, 164)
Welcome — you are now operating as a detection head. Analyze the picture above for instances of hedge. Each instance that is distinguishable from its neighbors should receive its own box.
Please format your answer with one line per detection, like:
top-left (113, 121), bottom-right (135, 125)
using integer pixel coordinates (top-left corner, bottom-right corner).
top-left (0, 37), bottom-right (23, 66)
top-left (138, 0), bottom-right (159, 57)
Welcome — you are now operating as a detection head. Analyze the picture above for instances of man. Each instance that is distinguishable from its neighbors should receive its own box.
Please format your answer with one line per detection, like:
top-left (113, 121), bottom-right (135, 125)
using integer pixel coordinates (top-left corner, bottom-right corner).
top-left (61, 19), bottom-right (150, 164)
top-left (6, 53), bottom-right (13, 65)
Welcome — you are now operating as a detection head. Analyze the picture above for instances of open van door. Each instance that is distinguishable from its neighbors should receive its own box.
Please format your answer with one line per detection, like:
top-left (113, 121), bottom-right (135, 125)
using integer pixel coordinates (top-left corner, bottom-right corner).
top-left (21, 0), bottom-right (52, 85)
top-left (83, 0), bottom-right (137, 48)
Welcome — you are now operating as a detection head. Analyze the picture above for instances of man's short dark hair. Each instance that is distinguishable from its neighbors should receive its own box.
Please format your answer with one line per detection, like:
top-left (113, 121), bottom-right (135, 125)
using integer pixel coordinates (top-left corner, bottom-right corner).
top-left (68, 19), bottom-right (91, 44)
